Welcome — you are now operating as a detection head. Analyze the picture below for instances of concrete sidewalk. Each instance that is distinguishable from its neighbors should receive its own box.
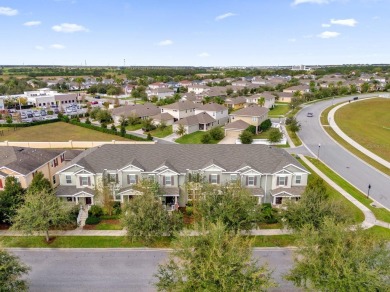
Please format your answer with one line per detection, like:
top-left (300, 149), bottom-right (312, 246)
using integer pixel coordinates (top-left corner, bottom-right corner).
top-left (328, 100), bottom-right (390, 169)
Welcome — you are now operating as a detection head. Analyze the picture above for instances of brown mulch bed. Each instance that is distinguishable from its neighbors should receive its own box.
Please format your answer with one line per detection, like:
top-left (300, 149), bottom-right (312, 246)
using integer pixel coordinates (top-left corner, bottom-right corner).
top-left (0, 223), bottom-right (10, 230)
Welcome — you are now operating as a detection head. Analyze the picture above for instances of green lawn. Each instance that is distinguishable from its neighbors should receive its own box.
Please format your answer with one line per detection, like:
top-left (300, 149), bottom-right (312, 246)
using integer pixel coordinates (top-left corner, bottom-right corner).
top-left (149, 125), bottom-right (173, 138)
top-left (298, 158), bottom-right (365, 223)
top-left (364, 226), bottom-right (390, 240)
top-left (268, 104), bottom-right (290, 117)
top-left (306, 157), bottom-right (390, 223)
top-left (335, 98), bottom-right (390, 162)
top-left (287, 126), bottom-right (302, 147)
top-left (252, 129), bottom-right (270, 139)
top-left (175, 131), bottom-right (218, 144)
top-left (0, 121), bottom-right (129, 142)
top-left (125, 123), bottom-right (143, 131)
top-left (0, 234), bottom-right (296, 248)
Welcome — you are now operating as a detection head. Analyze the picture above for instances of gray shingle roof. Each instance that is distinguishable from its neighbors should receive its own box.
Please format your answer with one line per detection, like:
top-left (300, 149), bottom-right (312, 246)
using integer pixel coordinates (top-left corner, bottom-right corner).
top-left (224, 120), bottom-right (250, 130)
top-left (230, 105), bottom-right (269, 117)
top-left (111, 104), bottom-right (160, 118)
top-left (56, 185), bottom-right (95, 197)
top-left (0, 146), bottom-right (64, 175)
top-left (175, 112), bottom-right (215, 126)
top-left (195, 103), bottom-right (226, 112)
top-left (161, 100), bottom-right (196, 111)
top-left (67, 144), bottom-right (306, 175)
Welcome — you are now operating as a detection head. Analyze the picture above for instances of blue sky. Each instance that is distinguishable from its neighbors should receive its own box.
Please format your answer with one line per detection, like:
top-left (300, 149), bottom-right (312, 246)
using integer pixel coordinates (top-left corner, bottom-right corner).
top-left (0, 0), bottom-right (389, 66)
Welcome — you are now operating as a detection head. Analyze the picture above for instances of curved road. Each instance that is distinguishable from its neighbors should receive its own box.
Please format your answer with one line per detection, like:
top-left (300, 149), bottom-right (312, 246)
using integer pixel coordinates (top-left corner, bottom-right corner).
top-left (297, 94), bottom-right (390, 209)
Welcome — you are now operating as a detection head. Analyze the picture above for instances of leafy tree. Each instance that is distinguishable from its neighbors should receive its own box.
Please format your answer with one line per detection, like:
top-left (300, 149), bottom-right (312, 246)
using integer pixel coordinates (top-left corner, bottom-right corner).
top-left (6, 115), bottom-right (12, 124)
top-left (282, 177), bottom-right (351, 231)
top-left (142, 118), bottom-right (156, 132)
top-left (74, 77), bottom-right (85, 91)
top-left (120, 125), bottom-right (126, 137)
top-left (96, 179), bottom-right (115, 216)
top-left (96, 110), bottom-right (112, 123)
top-left (209, 127), bottom-right (224, 140)
top-left (259, 119), bottom-right (272, 131)
top-left (286, 218), bottom-right (390, 291)
top-left (29, 172), bottom-right (52, 194)
top-left (11, 189), bottom-right (72, 242)
top-left (288, 117), bottom-right (301, 133)
top-left (175, 124), bottom-right (186, 136)
top-left (239, 130), bottom-right (253, 144)
top-left (201, 132), bottom-right (212, 144)
top-left (257, 96), bottom-right (265, 107)
top-left (155, 221), bottom-right (275, 291)
top-left (0, 248), bottom-right (30, 291)
top-left (195, 185), bottom-right (263, 232)
top-left (121, 191), bottom-right (183, 244)
top-left (0, 177), bottom-right (25, 224)
top-left (267, 128), bottom-right (283, 144)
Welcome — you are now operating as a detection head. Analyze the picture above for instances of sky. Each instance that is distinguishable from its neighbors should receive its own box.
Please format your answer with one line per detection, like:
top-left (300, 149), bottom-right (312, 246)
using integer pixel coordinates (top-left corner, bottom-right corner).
top-left (0, 0), bottom-right (389, 66)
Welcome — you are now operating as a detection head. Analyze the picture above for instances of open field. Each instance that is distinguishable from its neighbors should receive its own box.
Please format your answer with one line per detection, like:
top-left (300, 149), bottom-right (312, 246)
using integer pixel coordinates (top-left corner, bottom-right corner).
top-left (335, 98), bottom-right (390, 162)
top-left (0, 122), bottom-right (129, 142)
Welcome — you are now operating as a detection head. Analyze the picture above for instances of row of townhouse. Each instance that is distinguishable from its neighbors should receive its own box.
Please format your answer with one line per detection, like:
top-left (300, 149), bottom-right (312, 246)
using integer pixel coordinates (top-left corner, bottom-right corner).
top-left (56, 144), bottom-right (309, 209)
top-left (0, 146), bottom-right (79, 190)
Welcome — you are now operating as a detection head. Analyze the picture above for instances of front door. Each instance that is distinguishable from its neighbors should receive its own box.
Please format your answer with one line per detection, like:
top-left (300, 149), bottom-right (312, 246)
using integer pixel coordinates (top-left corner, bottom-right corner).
top-left (85, 197), bottom-right (92, 205)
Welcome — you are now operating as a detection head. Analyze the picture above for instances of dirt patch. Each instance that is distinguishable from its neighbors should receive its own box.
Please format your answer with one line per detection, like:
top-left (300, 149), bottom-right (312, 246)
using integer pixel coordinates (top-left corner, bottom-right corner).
top-left (0, 223), bottom-right (10, 230)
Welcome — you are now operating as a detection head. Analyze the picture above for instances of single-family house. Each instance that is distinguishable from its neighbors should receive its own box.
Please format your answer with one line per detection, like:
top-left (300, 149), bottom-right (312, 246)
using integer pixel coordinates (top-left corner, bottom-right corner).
top-left (146, 88), bottom-right (175, 100)
top-left (229, 105), bottom-right (269, 133)
top-left (111, 104), bottom-right (160, 124)
top-left (245, 92), bottom-right (276, 109)
top-left (160, 100), bottom-right (196, 122)
top-left (178, 80), bottom-right (193, 88)
top-left (195, 103), bottom-right (229, 126)
top-left (0, 147), bottom-right (67, 189)
top-left (173, 112), bottom-right (216, 135)
top-left (188, 85), bottom-right (210, 95)
top-left (224, 96), bottom-right (247, 110)
top-left (56, 144), bottom-right (309, 207)
top-left (276, 92), bottom-right (294, 103)
top-left (150, 112), bottom-right (175, 126)
top-left (283, 85), bottom-right (310, 94)
top-left (148, 82), bottom-right (169, 90)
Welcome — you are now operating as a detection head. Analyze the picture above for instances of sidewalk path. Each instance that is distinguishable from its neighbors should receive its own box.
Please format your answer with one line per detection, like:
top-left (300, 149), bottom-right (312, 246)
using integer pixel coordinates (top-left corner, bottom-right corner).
top-left (328, 100), bottom-right (390, 169)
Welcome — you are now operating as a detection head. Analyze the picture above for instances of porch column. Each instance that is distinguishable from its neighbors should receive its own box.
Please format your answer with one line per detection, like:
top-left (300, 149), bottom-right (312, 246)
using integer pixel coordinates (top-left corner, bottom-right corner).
top-left (258, 196), bottom-right (261, 205)
top-left (75, 197), bottom-right (79, 204)
top-left (91, 197), bottom-right (94, 205)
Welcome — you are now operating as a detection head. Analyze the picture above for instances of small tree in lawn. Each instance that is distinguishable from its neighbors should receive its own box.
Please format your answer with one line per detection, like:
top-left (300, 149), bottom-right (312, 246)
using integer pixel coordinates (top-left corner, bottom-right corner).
top-left (28, 172), bottom-right (52, 194)
top-left (286, 218), bottom-right (390, 291)
top-left (209, 127), bottom-right (224, 141)
top-left (0, 247), bottom-right (30, 291)
top-left (257, 96), bottom-right (265, 107)
top-left (11, 189), bottom-right (72, 242)
top-left (289, 117), bottom-right (301, 133)
top-left (155, 221), bottom-right (276, 291)
top-left (0, 177), bottom-right (25, 225)
top-left (267, 128), bottom-right (283, 144)
top-left (239, 130), bottom-right (253, 144)
top-left (95, 178), bottom-right (115, 216)
top-left (175, 124), bottom-right (186, 136)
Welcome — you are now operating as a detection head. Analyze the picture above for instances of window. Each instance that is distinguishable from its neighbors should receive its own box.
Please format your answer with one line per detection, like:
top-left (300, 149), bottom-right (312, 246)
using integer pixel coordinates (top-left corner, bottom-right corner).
top-left (51, 158), bottom-right (59, 167)
top-left (230, 174), bottom-right (237, 183)
top-left (295, 175), bottom-right (301, 184)
top-left (80, 177), bottom-right (89, 186)
top-left (60, 153), bottom-right (65, 162)
top-left (108, 173), bottom-right (118, 183)
top-left (0, 179), bottom-right (3, 189)
top-left (66, 175), bottom-right (72, 184)
top-left (67, 197), bottom-right (73, 202)
top-left (52, 175), bottom-right (56, 184)
top-left (275, 197), bottom-right (283, 205)
top-left (252, 117), bottom-right (257, 122)
top-left (247, 176), bottom-right (255, 186)
top-left (128, 174), bottom-right (137, 185)
top-left (210, 174), bottom-right (218, 184)
top-left (164, 176), bottom-right (172, 186)
top-left (277, 176), bottom-right (287, 186)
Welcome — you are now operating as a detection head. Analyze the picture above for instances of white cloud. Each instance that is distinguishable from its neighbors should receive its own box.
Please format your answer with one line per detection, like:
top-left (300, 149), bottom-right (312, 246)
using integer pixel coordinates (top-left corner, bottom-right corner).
top-left (24, 21), bottom-right (41, 27)
top-left (330, 18), bottom-right (358, 27)
top-left (292, 0), bottom-right (330, 5)
top-left (0, 7), bottom-right (18, 16)
top-left (50, 44), bottom-right (65, 49)
top-left (198, 52), bottom-right (210, 58)
top-left (215, 12), bottom-right (236, 21)
top-left (317, 31), bottom-right (340, 38)
top-left (288, 38), bottom-right (297, 42)
top-left (35, 45), bottom-right (44, 50)
top-left (321, 23), bottom-right (331, 27)
top-left (52, 23), bottom-right (89, 33)
top-left (158, 39), bottom-right (173, 46)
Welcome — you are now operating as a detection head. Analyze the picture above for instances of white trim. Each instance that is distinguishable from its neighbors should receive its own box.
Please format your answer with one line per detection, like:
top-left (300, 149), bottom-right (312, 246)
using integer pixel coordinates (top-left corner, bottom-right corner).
top-left (201, 164), bottom-right (226, 172)
top-left (0, 166), bottom-right (23, 176)
top-left (284, 163), bottom-right (310, 174)
top-left (74, 168), bottom-right (94, 175)
top-left (156, 168), bottom-right (180, 175)
top-left (56, 163), bottom-right (84, 174)
top-left (241, 168), bottom-right (262, 175)
top-left (118, 164), bottom-right (144, 172)
top-left (273, 169), bottom-right (292, 175)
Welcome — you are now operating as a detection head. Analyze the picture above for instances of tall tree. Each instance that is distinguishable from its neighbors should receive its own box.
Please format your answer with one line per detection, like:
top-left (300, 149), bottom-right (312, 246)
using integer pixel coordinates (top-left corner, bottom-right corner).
top-left (0, 248), bottom-right (30, 291)
top-left (155, 221), bottom-right (275, 291)
top-left (0, 177), bottom-right (25, 224)
top-left (74, 77), bottom-right (85, 91)
top-left (286, 218), bottom-right (390, 291)
top-left (257, 96), bottom-right (265, 107)
top-left (175, 124), bottom-right (186, 136)
top-left (28, 172), bottom-right (52, 194)
top-left (267, 128), bottom-right (283, 144)
top-left (11, 190), bottom-right (72, 242)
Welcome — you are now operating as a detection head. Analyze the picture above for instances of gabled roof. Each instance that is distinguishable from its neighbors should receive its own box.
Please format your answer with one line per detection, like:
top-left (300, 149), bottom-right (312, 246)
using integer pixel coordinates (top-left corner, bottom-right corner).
top-left (224, 120), bottom-right (250, 130)
top-left (161, 100), bottom-right (196, 111)
top-left (111, 104), bottom-right (160, 118)
top-left (175, 112), bottom-right (215, 126)
top-left (201, 159), bottom-right (226, 171)
top-left (230, 105), bottom-right (269, 117)
top-left (195, 102), bottom-right (226, 112)
top-left (150, 112), bottom-right (174, 121)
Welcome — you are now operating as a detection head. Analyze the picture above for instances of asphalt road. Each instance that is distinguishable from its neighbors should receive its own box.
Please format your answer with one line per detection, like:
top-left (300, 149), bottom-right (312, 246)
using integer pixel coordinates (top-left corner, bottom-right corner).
top-left (296, 94), bottom-right (390, 209)
top-left (9, 248), bottom-right (298, 292)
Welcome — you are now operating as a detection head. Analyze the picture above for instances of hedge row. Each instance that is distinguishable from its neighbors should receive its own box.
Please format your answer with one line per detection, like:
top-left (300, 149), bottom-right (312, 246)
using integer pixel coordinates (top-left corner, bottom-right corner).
top-left (0, 119), bottom-right (60, 128)
top-left (66, 119), bottom-right (148, 141)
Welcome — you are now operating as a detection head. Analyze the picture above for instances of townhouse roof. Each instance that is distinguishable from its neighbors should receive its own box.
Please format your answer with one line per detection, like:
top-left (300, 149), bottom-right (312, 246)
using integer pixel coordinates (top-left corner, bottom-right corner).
top-left (284, 85), bottom-right (310, 91)
top-left (0, 146), bottom-right (64, 175)
top-left (161, 100), bottom-right (196, 111)
top-left (65, 144), bottom-right (306, 175)
top-left (248, 92), bottom-right (276, 100)
top-left (111, 104), bottom-right (160, 118)
top-left (224, 96), bottom-right (247, 105)
top-left (195, 102), bottom-right (226, 112)
top-left (230, 105), bottom-right (269, 117)
top-left (149, 88), bottom-right (174, 94)
top-left (150, 112), bottom-right (174, 121)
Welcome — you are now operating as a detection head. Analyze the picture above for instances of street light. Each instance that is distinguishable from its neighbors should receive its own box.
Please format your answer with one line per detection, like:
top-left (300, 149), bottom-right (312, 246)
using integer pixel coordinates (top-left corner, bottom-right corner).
top-left (317, 143), bottom-right (321, 160)
top-left (368, 184), bottom-right (371, 198)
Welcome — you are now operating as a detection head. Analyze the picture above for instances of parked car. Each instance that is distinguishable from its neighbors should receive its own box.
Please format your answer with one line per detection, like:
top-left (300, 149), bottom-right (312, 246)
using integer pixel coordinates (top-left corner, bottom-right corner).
top-left (94, 95), bottom-right (101, 99)
top-left (91, 101), bottom-right (98, 105)
top-left (307, 112), bottom-right (314, 117)
top-left (53, 108), bottom-right (59, 114)
top-left (353, 96), bottom-right (359, 101)
top-left (21, 112), bottom-right (27, 118)
top-left (40, 110), bottom-right (47, 116)
top-left (33, 112), bottom-right (41, 117)
top-left (27, 113), bottom-right (33, 118)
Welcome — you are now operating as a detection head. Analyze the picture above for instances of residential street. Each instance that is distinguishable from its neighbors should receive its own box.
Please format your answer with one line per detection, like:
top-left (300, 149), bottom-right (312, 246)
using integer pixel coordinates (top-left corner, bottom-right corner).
top-left (9, 248), bottom-right (298, 292)
top-left (296, 94), bottom-right (390, 209)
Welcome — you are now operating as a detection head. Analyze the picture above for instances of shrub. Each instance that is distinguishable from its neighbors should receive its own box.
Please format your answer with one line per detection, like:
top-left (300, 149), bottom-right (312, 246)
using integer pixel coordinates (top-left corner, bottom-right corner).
top-left (201, 133), bottom-right (212, 144)
top-left (85, 216), bottom-right (101, 225)
top-left (239, 130), bottom-right (253, 144)
top-left (111, 124), bottom-right (117, 131)
top-left (0, 118), bottom-right (60, 128)
top-left (246, 125), bottom-right (257, 135)
top-left (147, 133), bottom-right (153, 140)
top-left (186, 206), bottom-right (193, 216)
top-left (85, 118), bottom-right (91, 124)
top-left (47, 110), bottom-right (54, 115)
top-left (112, 201), bottom-right (122, 215)
top-left (260, 119), bottom-right (272, 131)
top-left (209, 127), bottom-right (224, 141)
top-left (101, 123), bottom-right (107, 129)
top-left (89, 205), bottom-right (104, 218)
top-left (261, 203), bottom-right (279, 224)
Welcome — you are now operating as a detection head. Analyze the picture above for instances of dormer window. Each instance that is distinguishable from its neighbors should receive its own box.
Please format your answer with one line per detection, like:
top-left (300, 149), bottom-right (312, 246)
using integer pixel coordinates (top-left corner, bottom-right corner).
top-left (277, 176), bottom-right (288, 186)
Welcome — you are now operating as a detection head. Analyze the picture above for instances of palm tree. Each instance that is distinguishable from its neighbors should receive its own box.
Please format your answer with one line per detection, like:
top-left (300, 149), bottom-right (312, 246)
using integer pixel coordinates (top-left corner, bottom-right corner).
top-left (257, 97), bottom-right (265, 107)
top-left (74, 77), bottom-right (86, 91)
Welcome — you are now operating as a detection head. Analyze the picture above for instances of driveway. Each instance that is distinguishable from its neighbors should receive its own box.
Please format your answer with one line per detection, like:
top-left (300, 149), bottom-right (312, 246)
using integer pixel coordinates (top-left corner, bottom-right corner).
top-left (219, 131), bottom-right (240, 144)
